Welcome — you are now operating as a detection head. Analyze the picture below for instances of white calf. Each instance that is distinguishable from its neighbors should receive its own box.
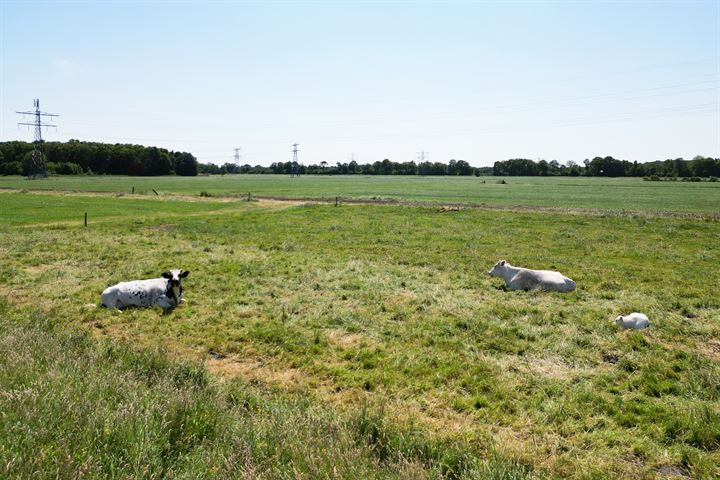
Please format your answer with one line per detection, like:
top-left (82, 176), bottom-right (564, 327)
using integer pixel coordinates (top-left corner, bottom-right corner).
top-left (615, 312), bottom-right (649, 330)
top-left (488, 260), bottom-right (576, 292)
top-left (101, 269), bottom-right (189, 311)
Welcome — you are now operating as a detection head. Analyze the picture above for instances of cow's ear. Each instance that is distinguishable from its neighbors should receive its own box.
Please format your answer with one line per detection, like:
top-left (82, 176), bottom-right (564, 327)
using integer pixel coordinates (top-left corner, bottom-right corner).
top-left (500, 260), bottom-right (506, 266)
top-left (180, 270), bottom-right (190, 278)
top-left (162, 272), bottom-right (172, 279)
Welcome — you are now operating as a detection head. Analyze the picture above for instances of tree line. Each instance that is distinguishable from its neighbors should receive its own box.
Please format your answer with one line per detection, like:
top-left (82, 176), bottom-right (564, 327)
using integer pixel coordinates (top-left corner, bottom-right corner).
top-left (206, 155), bottom-right (719, 178)
top-left (492, 156), bottom-right (720, 178)
top-left (2, 140), bottom-right (717, 179)
top-left (203, 159), bottom-right (493, 176)
top-left (0, 140), bottom-right (199, 176)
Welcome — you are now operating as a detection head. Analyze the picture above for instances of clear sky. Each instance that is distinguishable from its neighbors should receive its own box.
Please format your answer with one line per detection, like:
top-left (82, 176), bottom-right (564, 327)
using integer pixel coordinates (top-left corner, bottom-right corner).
top-left (1, 0), bottom-right (718, 167)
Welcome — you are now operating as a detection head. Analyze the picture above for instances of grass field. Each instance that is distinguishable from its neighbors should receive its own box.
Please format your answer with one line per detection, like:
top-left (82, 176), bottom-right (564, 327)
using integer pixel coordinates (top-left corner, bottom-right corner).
top-left (1, 180), bottom-right (719, 479)
top-left (1, 174), bottom-right (719, 213)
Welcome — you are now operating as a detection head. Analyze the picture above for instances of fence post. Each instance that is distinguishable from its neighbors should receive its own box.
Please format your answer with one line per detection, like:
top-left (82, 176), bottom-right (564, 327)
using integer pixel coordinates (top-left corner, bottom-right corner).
top-left (335, 196), bottom-right (339, 206)
top-left (84, 212), bottom-right (87, 227)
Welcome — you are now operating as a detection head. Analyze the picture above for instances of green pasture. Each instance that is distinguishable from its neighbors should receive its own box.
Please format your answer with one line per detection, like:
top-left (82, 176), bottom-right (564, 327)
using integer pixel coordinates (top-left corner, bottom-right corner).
top-left (1, 190), bottom-right (718, 478)
top-left (1, 174), bottom-right (719, 213)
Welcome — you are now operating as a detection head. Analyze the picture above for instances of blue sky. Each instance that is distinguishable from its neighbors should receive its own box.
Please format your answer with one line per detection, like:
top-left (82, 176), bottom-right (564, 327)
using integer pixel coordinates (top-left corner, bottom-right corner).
top-left (1, 1), bottom-right (718, 166)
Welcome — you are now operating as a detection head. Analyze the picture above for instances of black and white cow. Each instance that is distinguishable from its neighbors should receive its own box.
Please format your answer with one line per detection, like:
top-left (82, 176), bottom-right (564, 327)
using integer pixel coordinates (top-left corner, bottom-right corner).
top-left (100, 269), bottom-right (190, 311)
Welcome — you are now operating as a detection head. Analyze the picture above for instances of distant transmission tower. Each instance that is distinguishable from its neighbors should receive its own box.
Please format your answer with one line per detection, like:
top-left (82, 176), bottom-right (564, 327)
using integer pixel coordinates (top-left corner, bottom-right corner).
top-left (234, 147), bottom-right (242, 165)
top-left (16, 99), bottom-right (58, 178)
top-left (291, 143), bottom-right (300, 177)
top-left (417, 151), bottom-right (429, 163)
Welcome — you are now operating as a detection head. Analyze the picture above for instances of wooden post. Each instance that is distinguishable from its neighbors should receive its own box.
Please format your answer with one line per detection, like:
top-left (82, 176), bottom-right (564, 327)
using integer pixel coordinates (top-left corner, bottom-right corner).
top-left (132, 186), bottom-right (135, 194)
top-left (248, 192), bottom-right (251, 201)
top-left (84, 212), bottom-right (87, 227)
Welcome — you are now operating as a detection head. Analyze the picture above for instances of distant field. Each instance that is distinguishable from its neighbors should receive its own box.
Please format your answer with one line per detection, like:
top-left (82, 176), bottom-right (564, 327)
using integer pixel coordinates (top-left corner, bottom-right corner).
top-left (1, 190), bottom-right (718, 479)
top-left (1, 174), bottom-right (718, 213)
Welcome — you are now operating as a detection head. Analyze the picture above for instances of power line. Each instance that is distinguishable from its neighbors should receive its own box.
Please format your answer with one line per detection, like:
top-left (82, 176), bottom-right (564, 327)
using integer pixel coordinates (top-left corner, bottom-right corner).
top-left (49, 75), bottom-right (718, 134)
top-left (26, 76), bottom-right (716, 149)
top-left (16, 98), bottom-right (59, 178)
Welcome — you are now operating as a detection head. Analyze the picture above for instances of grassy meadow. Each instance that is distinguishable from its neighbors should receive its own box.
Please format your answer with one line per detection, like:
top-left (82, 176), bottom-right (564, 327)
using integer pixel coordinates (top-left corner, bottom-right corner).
top-left (1, 174), bottom-right (719, 213)
top-left (0, 177), bottom-right (719, 479)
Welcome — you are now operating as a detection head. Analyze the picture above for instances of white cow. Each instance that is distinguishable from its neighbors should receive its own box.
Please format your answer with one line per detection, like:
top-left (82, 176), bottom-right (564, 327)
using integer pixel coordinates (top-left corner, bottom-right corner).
top-left (101, 269), bottom-right (189, 311)
top-left (488, 260), bottom-right (576, 292)
top-left (614, 312), bottom-right (650, 330)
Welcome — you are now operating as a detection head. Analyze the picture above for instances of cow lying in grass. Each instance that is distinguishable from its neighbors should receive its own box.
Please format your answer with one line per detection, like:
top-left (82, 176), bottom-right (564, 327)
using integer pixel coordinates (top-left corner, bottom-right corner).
top-left (101, 269), bottom-right (189, 311)
top-left (488, 260), bottom-right (576, 292)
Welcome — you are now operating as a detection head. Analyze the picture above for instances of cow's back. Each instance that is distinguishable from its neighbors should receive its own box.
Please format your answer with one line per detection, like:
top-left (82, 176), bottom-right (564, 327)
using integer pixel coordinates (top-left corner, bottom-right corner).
top-left (107, 278), bottom-right (166, 308)
top-left (512, 269), bottom-right (575, 292)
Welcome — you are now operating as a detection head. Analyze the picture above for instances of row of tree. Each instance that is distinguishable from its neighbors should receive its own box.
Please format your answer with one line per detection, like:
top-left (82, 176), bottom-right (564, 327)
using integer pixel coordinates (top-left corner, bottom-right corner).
top-left (492, 156), bottom-right (720, 177)
top-left (202, 159), bottom-right (493, 176)
top-left (204, 156), bottom-right (719, 178)
top-left (0, 140), bottom-right (199, 176)
top-left (2, 140), bottom-right (717, 178)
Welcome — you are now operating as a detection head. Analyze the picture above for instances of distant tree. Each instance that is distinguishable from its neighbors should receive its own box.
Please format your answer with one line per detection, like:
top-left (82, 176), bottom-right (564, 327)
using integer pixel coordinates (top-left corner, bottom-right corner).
top-left (548, 160), bottom-right (560, 175)
top-left (537, 160), bottom-right (549, 176)
top-left (174, 152), bottom-right (199, 176)
top-left (565, 161), bottom-right (580, 176)
top-left (455, 160), bottom-right (472, 175)
top-left (690, 155), bottom-right (719, 177)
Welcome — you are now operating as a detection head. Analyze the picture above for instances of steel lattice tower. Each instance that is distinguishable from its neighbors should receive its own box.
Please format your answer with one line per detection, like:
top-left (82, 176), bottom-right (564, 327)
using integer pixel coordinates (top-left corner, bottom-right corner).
top-left (16, 99), bottom-right (58, 178)
top-left (291, 143), bottom-right (300, 177)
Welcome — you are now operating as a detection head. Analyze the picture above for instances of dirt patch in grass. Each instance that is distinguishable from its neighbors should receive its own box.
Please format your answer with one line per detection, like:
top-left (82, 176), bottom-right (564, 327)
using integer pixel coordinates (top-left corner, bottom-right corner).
top-left (496, 354), bottom-right (589, 381)
top-left (143, 223), bottom-right (176, 231)
top-left (205, 353), bottom-right (310, 390)
top-left (326, 330), bottom-right (373, 349)
top-left (24, 263), bottom-right (55, 275)
top-left (3, 188), bottom-right (306, 208)
top-left (698, 339), bottom-right (720, 360)
top-left (254, 198), bottom-right (306, 209)
top-left (656, 464), bottom-right (691, 479)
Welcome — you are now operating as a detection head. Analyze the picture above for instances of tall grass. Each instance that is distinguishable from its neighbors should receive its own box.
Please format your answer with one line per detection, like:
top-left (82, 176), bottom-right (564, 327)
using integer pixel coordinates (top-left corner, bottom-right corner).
top-left (0, 300), bottom-right (531, 479)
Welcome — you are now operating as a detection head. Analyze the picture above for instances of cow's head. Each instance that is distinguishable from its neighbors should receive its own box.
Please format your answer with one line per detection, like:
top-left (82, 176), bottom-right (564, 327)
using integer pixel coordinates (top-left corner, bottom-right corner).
top-left (162, 269), bottom-right (190, 301)
top-left (488, 259), bottom-right (507, 276)
top-left (614, 315), bottom-right (624, 326)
